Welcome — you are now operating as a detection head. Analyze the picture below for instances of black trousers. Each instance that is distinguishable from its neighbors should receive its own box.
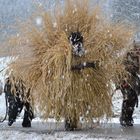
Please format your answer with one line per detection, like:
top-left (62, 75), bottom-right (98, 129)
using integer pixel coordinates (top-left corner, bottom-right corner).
top-left (120, 100), bottom-right (134, 124)
top-left (22, 102), bottom-right (34, 127)
top-left (7, 95), bottom-right (33, 127)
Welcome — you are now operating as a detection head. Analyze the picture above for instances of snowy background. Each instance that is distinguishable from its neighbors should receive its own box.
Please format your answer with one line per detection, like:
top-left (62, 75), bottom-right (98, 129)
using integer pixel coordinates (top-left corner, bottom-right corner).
top-left (1, 0), bottom-right (140, 56)
top-left (1, 0), bottom-right (140, 39)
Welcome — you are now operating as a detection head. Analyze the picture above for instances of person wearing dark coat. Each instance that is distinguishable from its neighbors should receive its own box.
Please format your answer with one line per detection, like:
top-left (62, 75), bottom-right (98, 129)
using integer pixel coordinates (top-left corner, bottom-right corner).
top-left (118, 47), bottom-right (140, 126)
top-left (4, 77), bottom-right (34, 127)
top-left (119, 80), bottom-right (138, 126)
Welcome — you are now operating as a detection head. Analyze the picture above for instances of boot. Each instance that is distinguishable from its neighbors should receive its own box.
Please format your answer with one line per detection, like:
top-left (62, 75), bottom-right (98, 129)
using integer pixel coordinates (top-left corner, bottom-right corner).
top-left (126, 120), bottom-right (133, 126)
top-left (120, 117), bottom-right (127, 126)
top-left (65, 118), bottom-right (78, 131)
top-left (22, 103), bottom-right (34, 127)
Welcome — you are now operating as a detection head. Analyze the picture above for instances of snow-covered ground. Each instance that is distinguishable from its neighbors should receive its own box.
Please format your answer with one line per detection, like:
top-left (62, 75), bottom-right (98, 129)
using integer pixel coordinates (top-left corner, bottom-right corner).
top-left (0, 131), bottom-right (126, 140)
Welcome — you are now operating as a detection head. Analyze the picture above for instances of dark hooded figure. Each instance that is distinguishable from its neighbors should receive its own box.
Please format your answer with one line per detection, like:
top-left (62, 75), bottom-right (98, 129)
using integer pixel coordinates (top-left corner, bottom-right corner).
top-left (118, 45), bottom-right (140, 127)
top-left (125, 47), bottom-right (140, 96)
top-left (119, 80), bottom-right (138, 126)
top-left (4, 77), bottom-right (34, 127)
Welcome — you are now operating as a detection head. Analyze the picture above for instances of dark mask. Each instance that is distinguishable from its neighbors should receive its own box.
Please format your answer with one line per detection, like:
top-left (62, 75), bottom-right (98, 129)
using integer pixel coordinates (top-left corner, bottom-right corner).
top-left (69, 32), bottom-right (85, 57)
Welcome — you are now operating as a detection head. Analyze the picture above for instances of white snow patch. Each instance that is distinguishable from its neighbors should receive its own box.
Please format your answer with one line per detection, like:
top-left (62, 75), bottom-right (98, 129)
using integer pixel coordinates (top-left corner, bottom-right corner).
top-left (0, 131), bottom-right (122, 140)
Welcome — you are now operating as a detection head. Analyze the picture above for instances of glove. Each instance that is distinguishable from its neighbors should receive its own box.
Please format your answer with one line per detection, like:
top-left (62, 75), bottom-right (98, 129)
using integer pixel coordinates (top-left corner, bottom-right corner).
top-left (85, 62), bottom-right (96, 68)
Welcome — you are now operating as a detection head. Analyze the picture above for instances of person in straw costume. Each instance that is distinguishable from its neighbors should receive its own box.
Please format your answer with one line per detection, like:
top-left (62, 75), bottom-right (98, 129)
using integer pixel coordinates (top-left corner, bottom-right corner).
top-left (7, 0), bottom-right (134, 130)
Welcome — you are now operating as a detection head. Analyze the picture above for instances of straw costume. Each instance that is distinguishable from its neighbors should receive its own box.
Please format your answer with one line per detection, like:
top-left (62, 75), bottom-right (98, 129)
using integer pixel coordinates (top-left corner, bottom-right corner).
top-left (6, 0), bottom-right (134, 130)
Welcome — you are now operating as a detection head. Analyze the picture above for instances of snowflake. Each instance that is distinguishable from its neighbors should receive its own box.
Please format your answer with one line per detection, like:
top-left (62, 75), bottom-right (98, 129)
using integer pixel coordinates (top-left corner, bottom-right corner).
top-left (53, 22), bottom-right (57, 28)
top-left (16, 33), bottom-right (19, 37)
top-left (36, 17), bottom-right (42, 26)
top-left (48, 70), bottom-right (51, 74)
top-left (61, 75), bottom-right (65, 79)
top-left (109, 34), bottom-right (112, 37)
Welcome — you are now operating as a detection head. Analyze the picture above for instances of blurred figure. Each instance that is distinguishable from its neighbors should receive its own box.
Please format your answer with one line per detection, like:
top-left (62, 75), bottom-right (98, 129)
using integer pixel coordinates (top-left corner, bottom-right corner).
top-left (118, 41), bottom-right (140, 126)
top-left (119, 80), bottom-right (138, 126)
top-left (4, 77), bottom-right (34, 127)
top-left (125, 41), bottom-right (140, 95)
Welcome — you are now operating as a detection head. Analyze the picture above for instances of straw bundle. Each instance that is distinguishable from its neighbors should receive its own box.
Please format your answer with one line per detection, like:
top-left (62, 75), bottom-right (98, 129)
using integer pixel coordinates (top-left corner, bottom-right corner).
top-left (4, 73), bottom-right (33, 104)
top-left (6, 0), bottom-right (134, 122)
